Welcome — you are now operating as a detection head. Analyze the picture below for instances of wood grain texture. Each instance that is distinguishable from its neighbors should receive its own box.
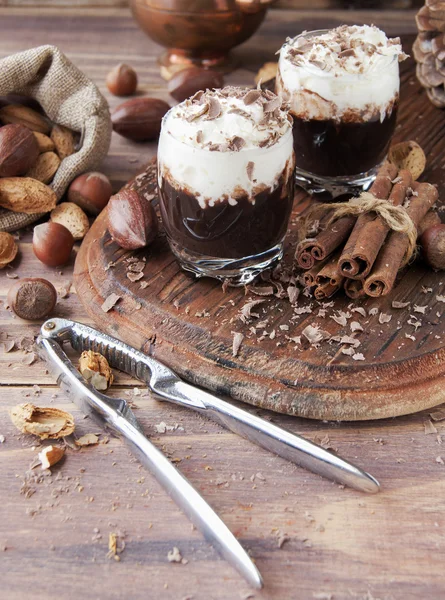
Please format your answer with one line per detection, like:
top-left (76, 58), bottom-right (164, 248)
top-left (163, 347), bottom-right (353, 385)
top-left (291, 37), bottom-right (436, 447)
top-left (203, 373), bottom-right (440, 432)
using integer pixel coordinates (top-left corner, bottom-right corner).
top-left (0, 1), bottom-right (425, 8)
top-left (1, 8), bottom-right (444, 600)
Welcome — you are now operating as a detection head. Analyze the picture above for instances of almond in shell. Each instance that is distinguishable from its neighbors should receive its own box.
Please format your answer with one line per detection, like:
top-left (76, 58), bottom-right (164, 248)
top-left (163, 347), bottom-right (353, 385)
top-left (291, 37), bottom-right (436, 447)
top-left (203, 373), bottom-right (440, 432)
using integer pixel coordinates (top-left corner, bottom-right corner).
top-left (33, 131), bottom-right (55, 153)
top-left (50, 202), bottom-right (89, 240)
top-left (0, 231), bottom-right (18, 268)
top-left (26, 151), bottom-right (61, 184)
top-left (50, 124), bottom-right (76, 160)
top-left (0, 104), bottom-right (50, 134)
top-left (0, 177), bottom-right (57, 214)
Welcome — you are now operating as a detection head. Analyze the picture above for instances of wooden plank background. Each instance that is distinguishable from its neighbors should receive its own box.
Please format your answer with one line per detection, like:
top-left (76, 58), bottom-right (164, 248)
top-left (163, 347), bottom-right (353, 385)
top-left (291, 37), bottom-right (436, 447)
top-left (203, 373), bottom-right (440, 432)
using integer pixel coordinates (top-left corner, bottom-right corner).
top-left (0, 0), bottom-right (424, 8)
top-left (1, 6), bottom-right (444, 600)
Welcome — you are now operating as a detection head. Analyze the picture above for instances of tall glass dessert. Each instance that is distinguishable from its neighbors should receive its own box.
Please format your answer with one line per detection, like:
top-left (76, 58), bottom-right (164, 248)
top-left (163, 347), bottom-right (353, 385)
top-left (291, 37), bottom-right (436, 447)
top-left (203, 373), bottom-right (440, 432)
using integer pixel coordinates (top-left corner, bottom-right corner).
top-left (157, 86), bottom-right (295, 284)
top-left (276, 25), bottom-right (407, 196)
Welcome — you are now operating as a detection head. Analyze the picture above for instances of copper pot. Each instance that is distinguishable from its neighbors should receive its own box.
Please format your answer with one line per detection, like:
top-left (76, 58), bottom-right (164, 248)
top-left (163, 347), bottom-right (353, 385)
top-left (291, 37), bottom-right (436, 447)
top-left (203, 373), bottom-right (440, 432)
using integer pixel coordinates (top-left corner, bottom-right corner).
top-left (129, 0), bottom-right (275, 73)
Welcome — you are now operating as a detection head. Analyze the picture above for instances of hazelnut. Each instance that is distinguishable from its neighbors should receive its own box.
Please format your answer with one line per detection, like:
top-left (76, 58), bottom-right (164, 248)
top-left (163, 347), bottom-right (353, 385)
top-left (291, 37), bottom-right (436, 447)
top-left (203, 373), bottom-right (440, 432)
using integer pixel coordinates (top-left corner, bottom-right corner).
top-left (67, 171), bottom-right (112, 215)
top-left (0, 123), bottom-right (39, 177)
top-left (7, 277), bottom-right (57, 320)
top-left (0, 231), bottom-right (18, 268)
top-left (107, 188), bottom-right (158, 249)
top-left (111, 97), bottom-right (170, 141)
top-left (168, 67), bottom-right (224, 103)
top-left (418, 211), bottom-right (441, 238)
top-left (33, 222), bottom-right (74, 267)
top-left (106, 63), bottom-right (138, 97)
top-left (50, 202), bottom-right (90, 240)
top-left (420, 224), bottom-right (445, 270)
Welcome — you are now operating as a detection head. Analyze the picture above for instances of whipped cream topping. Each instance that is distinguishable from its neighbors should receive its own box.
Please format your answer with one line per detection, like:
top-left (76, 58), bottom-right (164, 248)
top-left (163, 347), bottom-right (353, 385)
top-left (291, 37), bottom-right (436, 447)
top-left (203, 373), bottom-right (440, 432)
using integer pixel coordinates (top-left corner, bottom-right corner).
top-left (158, 86), bottom-right (294, 208)
top-left (163, 86), bottom-right (291, 151)
top-left (277, 25), bottom-right (407, 122)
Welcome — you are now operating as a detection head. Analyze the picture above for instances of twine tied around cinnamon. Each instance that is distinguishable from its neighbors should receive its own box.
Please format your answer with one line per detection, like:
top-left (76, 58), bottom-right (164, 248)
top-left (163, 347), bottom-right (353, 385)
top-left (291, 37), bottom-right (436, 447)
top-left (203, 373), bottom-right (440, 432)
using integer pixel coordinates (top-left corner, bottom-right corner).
top-left (300, 191), bottom-right (418, 267)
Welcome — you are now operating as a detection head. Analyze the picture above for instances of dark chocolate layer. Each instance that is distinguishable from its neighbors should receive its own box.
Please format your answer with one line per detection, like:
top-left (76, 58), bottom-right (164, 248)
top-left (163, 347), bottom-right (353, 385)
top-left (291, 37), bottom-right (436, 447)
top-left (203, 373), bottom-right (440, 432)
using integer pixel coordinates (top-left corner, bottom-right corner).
top-left (159, 176), bottom-right (294, 260)
top-left (292, 107), bottom-right (398, 177)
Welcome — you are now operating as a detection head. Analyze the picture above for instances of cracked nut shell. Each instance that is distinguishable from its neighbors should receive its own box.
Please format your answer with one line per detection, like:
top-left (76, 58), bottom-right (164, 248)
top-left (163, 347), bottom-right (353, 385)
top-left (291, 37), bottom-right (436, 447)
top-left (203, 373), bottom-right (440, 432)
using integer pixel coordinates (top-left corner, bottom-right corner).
top-left (7, 277), bottom-right (57, 320)
top-left (107, 188), bottom-right (158, 249)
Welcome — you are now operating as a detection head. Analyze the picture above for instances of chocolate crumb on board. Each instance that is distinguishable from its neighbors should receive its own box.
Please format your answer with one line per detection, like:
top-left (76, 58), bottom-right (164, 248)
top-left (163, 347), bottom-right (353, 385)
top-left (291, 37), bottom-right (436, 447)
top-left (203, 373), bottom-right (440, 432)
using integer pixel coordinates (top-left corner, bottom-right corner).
top-left (392, 301), bottom-right (410, 309)
top-left (2, 340), bottom-right (15, 353)
top-left (430, 407), bottom-right (445, 422)
top-left (101, 293), bottom-right (121, 313)
top-left (232, 332), bottom-right (244, 357)
top-left (424, 420), bottom-right (438, 434)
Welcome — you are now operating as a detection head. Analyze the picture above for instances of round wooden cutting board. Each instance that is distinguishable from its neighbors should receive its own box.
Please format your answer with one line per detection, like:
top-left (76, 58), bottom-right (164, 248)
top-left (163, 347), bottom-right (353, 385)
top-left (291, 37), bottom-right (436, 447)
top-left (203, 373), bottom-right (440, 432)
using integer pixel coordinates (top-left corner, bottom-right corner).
top-left (74, 62), bottom-right (445, 421)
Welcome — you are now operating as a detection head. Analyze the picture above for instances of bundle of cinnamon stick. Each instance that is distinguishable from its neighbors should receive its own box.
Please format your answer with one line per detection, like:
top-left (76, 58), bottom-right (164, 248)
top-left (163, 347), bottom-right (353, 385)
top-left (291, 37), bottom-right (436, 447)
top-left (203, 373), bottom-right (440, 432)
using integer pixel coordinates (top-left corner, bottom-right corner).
top-left (295, 145), bottom-right (439, 300)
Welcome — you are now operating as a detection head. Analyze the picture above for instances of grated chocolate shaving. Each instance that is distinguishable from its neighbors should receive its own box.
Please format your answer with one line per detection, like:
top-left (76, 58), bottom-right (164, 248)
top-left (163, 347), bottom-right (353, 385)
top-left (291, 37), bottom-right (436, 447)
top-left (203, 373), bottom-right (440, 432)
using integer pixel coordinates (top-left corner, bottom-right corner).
top-left (243, 89), bottom-right (262, 105)
top-left (185, 103), bottom-right (209, 122)
top-left (263, 96), bottom-right (281, 113)
top-left (229, 136), bottom-right (246, 151)
top-left (101, 293), bottom-right (121, 313)
top-left (207, 96), bottom-right (222, 120)
top-left (232, 332), bottom-right (244, 357)
top-left (392, 301), bottom-right (410, 309)
top-left (239, 299), bottom-right (266, 324)
top-left (246, 161), bottom-right (255, 181)
top-left (339, 48), bottom-right (356, 58)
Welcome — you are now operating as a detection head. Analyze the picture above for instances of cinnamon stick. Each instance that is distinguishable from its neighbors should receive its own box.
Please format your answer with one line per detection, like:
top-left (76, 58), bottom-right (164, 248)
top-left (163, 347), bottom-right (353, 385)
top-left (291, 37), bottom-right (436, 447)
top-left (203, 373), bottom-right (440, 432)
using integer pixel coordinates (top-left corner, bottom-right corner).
top-left (338, 162), bottom-right (399, 279)
top-left (363, 182), bottom-right (438, 297)
top-left (295, 217), bottom-right (355, 269)
top-left (302, 257), bottom-right (328, 287)
top-left (315, 281), bottom-right (342, 300)
top-left (344, 278), bottom-right (366, 300)
top-left (313, 252), bottom-right (344, 299)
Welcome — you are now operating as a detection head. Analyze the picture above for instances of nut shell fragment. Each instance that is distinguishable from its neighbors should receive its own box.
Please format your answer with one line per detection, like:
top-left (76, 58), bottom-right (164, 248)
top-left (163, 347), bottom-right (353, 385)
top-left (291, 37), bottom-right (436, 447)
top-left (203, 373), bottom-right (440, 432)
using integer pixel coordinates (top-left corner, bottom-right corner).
top-left (388, 141), bottom-right (426, 181)
top-left (75, 433), bottom-right (99, 446)
top-left (79, 350), bottom-right (114, 391)
top-left (0, 232), bottom-right (18, 269)
top-left (10, 403), bottom-right (75, 440)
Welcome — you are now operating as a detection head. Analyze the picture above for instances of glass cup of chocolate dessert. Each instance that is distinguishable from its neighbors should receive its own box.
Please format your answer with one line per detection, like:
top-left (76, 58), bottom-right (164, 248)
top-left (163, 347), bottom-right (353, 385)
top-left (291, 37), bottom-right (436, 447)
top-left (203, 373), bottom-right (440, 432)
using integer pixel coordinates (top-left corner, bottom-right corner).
top-left (157, 86), bottom-right (295, 285)
top-left (276, 24), bottom-right (407, 196)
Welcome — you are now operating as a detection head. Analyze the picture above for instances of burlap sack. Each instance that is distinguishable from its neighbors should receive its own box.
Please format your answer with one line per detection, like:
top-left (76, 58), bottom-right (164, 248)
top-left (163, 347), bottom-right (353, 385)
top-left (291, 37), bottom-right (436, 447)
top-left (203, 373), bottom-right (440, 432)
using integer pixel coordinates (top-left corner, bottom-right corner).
top-left (0, 45), bottom-right (112, 232)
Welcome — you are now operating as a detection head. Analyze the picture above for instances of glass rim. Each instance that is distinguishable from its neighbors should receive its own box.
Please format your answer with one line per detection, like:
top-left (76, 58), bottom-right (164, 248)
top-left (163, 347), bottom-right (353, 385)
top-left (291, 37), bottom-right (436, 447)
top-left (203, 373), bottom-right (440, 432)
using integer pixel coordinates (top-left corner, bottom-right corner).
top-left (282, 28), bottom-right (399, 78)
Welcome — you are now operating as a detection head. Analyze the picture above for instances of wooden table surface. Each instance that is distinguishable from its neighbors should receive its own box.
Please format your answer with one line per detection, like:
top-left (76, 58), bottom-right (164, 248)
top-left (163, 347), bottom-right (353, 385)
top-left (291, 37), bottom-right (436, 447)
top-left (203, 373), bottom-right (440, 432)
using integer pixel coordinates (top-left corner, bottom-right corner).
top-left (2, 7), bottom-right (445, 600)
